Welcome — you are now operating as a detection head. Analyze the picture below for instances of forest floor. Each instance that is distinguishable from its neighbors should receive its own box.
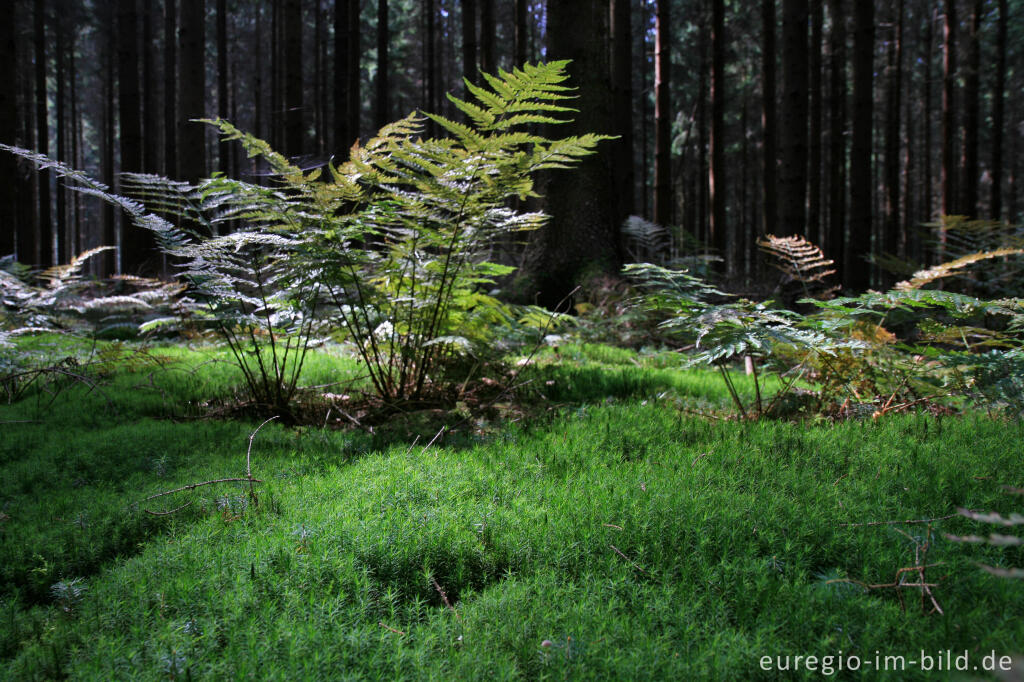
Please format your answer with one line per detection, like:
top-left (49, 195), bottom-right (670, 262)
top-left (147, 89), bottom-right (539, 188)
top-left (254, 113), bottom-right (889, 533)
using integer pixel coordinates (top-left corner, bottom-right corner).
top-left (1, 341), bottom-right (1022, 680)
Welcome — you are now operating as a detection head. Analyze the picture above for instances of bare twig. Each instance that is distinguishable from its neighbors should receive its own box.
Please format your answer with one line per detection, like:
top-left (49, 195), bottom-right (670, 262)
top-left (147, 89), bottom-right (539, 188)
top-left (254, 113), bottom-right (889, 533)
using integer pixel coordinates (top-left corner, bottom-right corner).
top-left (378, 621), bottom-right (406, 636)
top-left (246, 416), bottom-right (279, 504)
top-left (419, 427), bottom-right (446, 456)
top-left (136, 477), bottom-right (265, 505)
top-left (610, 544), bottom-right (650, 576)
top-left (839, 513), bottom-right (960, 528)
top-left (431, 576), bottom-right (461, 620)
top-left (144, 500), bottom-right (194, 516)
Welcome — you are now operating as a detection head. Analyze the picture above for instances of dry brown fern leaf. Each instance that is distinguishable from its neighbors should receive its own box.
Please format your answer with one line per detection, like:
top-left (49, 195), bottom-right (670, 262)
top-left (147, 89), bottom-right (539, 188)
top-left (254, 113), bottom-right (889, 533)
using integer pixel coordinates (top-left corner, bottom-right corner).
top-left (895, 248), bottom-right (1024, 291)
top-left (757, 234), bottom-right (838, 298)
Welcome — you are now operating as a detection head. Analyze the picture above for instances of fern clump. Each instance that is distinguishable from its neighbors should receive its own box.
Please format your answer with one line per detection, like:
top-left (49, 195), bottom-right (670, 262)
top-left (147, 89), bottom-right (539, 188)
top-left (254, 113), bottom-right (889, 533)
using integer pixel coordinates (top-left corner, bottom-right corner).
top-left (3, 61), bottom-right (607, 416)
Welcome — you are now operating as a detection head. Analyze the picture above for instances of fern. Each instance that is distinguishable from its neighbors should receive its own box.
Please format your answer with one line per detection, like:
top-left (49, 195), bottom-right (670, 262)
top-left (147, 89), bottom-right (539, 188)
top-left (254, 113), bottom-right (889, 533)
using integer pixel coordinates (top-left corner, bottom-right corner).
top-left (758, 234), bottom-right (839, 301)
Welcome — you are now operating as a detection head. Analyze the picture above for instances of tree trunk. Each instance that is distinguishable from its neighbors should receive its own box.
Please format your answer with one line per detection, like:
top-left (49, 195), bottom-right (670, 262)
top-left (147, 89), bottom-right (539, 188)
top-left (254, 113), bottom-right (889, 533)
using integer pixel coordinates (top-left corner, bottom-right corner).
top-left (425, 0), bottom-right (437, 116)
top-left (334, 0), bottom-right (350, 152)
top-left (142, 0), bottom-right (159, 173)
top-left (958, 0), bottom-right (982, 218)
top-left (653, 0), bottom-right (670, 226)
top-left (479, 0), bottom-right (494, 75)
top-left (55, 9), bottom-right (66, 263)
top-left (178, 0), bottom-right (206, 184)
top-left (462, 0), bottom-right (477, 92)
top-left (807, 0), bottom-right (822, 244)
top-left (883, 0), bottom-right (903, 276)
top-left (347, 0), bottom-right (361, 138)
top-left (761, 0), bottom-right (777, 239)
top-left (991, 0), bottom-right (1007, 220)
top-left (709, 0), bottom-right (728, 272)
top-left (375, 0), bottom-right (389, 130)
top-left (921, 5), bottom-right (934, 229)
top-left (35, 0), bottom-right (52, 266)
top-left (514, 0), bottom-right (527, 67)
top-left (0, 0), bottom-right (15, 258)
top-left (164, 0), bottom-right (177, 177)
top-left (217, 0), bottom-right (229, 172)
top-left (778, 0), bottom-right (808, 237)
top-left (103, 1), bottom-right (117, 273)
top-left (610, 0), bottom-right (634, 230)
top-left (534, 0), bottom-right (619, 307)
top-left (847, 0), bottom-right (873, 290)
top-left (284, 0), bottom-right (303, 155)
top-left (941, 0), bottom-right (956, 217)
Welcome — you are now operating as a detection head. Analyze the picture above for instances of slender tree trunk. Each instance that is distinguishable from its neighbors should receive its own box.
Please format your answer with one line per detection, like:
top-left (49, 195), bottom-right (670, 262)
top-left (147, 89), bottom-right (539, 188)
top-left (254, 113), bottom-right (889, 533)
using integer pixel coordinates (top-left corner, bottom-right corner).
top-left (514, 0), bottom-right (527, 67)
top-left (118, 0), bottom-right (142, 176)
top-left (178, 0), bottom-right (206, 183)
top-left (641, 0), bottom-right (650, 219)
top-left (103, 2), bottom-right (116, 273)
top-left (921, 5), bottom-right (934, 228)
top-left (883, 0), bottom-right (903, 277)
top-left (34, 0), bottom-right (52, 266)
top-left (334, 0), bottom-right (349, 152)
top-left (808, 0), bottom-right (822, 244)
top-left (991, 0), bottom-right (1007, 220)
top-left (313, 0), bottom-right (324, 152)
top-left (610, 0), bottom-right (634, 229)
top-left (0, 0), bottom-right (15, 258)
top-left (375, 0), bottom-right (389, 130)
top-left (347, 0), bottom-right (361, 138)
top-left (959, 0), bottom-right (982, 218)
top-left (761, 0), bottom-right (777, 238)
top-left (479, 0), bottom-right (494, 74)
top-left (55, 9), bottom-right (66, 263)
top-left (69, 31), bottom-right (82, 255)
top-left (217, 0), bottom-right (229, 172)
top-left (847, 0), bottom-right (874, 290)
top-left (462, 0), bottom-right (477, 93)
top-left (653, 0), bottom-right (671, 226)
top-left (709, 0), bottom-right (728, 272)
top-left (284, 0), bottom-right (303, 155)
top-left (779, 0), bottom-right (808, 237)
top-left (142, 0), bottom-right (158, 173)
top-left (164, 0), bottom-right (177, 177)
top-left (941, 0), bottom-right (957, 217)
top-left (426, 0), bottom-right (437, 117)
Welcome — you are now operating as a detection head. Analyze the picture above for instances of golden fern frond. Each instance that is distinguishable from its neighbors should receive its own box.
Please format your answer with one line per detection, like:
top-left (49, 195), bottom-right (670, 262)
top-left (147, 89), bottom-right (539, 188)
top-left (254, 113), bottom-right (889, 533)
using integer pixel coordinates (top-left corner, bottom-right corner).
top-left (895, 248), bottom-right (1024, 291)
top-left (758, 235), bottom-right (837, 284)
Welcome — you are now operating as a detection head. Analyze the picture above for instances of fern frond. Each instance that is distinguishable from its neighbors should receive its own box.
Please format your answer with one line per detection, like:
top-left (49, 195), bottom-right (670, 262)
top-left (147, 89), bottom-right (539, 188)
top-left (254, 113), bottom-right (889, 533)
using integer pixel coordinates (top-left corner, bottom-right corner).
top-left (896, 248), bottom-right (1024, 291)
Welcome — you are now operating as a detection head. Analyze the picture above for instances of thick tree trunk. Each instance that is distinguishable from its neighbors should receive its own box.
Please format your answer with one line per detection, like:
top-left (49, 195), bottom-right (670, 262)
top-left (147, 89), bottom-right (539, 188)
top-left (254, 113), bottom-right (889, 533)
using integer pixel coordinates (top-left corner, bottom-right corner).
top-left (534, 0), bottom-right (619, 307)
top-left (479, 0), bottom-right (494, 75)
top-left (761, 0), bottom-right (777, 239)
top-left (514, 0), bottom-right (527, 67)
top-left (142, 0), bottom-right (159, 174)
top-left (883, 0), bottom-right (903, 275)
top-left (0, 0), bottom-right (14, 258)
top-left (709, 0), bottom-right (728, 272)
top-left (462, 0), bottom-right (477, 93)
top-left (847, 0), bottom-right (874, 290)
top-left (347, 0), bottom-right (361, 138)
top-left (807, 0), bottom-right (822, 244)
top-left (991, 0), bottom-right (1007, 220)
top-left (653, 0), bottom-right (671, 226)
top-left (217, 0), bottom-right (229, 172)
top-left (55, 10), bottom-right (66, 263)
top-left (778, 0), bottom-right (808, 237)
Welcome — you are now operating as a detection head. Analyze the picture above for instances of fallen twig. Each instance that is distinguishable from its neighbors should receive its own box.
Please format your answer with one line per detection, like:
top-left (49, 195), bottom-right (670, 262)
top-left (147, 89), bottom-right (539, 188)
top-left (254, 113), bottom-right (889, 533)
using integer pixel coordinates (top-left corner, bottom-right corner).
top-left (610, 544), bottom-right (650, 576)
top-left (839, 513), bottom-right (960, 528)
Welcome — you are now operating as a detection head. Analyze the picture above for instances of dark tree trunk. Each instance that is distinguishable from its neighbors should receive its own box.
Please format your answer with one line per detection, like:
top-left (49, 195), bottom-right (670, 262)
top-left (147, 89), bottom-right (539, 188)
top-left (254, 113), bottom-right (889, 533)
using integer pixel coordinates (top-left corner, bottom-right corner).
top-left (217, 0), bottom-right (229, 172)
top-left (535, 0), bottom-right (619, 306)
top-left (958, 0), bottom-right (982, 218)
top-left (991, 0), bottom-right (1007, 220)
top-left (103, 2), bottom-right (116, 273)
top-left (610, 0), bottom-right (634, 229)
top-left (142, 0), bottom-right (159, 173)
top-left (941, 0), bottom-right (956, 217)
top-left (761, 0), bottom-right (777, 239)
top-left (883, 0), bottom-right (903, 275)
top-left (375, 0), bottom-right (389, 130)
top-left (778, 0), bottom-right (808, 237)
top-left (119, 0), bottom-right (154, 271)
top-left (284, 0), bottom-right (303, 155)
top-left (847, 0), bottom-right (873, 290)
top-left (921, 5), bottom-right (934, 229)
top-left (35, 0), bottom-right (52, 266)
top-left (425, 0), bottom-right (437, 117)
top-left (479, 0), bottom-right (494, 75)
top-left (347, 0), bottom-right (361, 138)
top-left (55, 9), bottom-right (66, 263)
top-left (514, 0), bottom-right (527, 67)
top-left (178, 0), bottom-right (206, 183)
top-left (807, 0), bottom-right (822, 244)
top-left (164, 0), bottom-right (177, 177)
top-left (653, 0), bottom-right (670, 226)
top-left (462, 0), bottom-right (477, 92)
top-left (709, 0), bottom-right (728, 272)
top-left (0, 0), bottom-right (14, 258)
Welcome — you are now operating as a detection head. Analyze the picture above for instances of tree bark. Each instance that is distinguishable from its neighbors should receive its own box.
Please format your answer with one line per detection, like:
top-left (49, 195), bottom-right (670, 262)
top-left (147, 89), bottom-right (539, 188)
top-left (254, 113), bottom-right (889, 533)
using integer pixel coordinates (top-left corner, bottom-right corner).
top-left (534, 0), bottom-right (619, 307)
top-left (514, 0), bottom-right (527, 67)
top-left (284, 0), bottom-right (303, 155)
top-left (0, 0), bottom-right (15, 258)
top-left (653, 0), bottom-right (671, 226)
top-left (958, 0), bottom-right (982, 218)
top-left (941, 0), bottom-right (957, 217)
top-left (847, 0), bottom-right (874, 290)
top-left (991, 0), bottom-right (1007, 220)
top-left (462, 0), bottom-right (477, 93)
top-left (807, 0), bottom-right (822, 244)
top-left (883, 0), bottom-right (903, 274)
top-left (142, 0), bottom-right (159, 174)
top-left (164, 0), bottom-right (177, 178)
top-left (35, 0), bottom-right (52, 266)
top-left (178, 0), bottom-right (206, 184)
top-left (217, 0), bottom-right (230, 171)
top-left (347, 0), bottom-right (361, 138)
top-left (55, 8), bottom-right (66, 263)
top-left (778, 0), bottom-right (808, 237)
top-left (479, 0), bottom-right (494, 75)
top-left (761, 0), bottom-right (777, 239)
top-left (375, 0), bottom-right (389, 130)
top-left (610, 0), bottom-right (634, 229)
top-left (709, 0), bottom-right (728, 272)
